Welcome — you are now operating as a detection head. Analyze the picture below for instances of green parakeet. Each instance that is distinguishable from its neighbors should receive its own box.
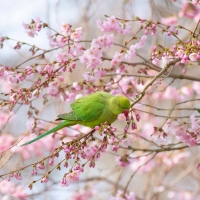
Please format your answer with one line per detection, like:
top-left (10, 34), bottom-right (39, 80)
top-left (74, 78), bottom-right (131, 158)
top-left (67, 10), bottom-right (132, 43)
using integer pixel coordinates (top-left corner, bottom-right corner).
top-left (21, 92), bottom-right (131, 146)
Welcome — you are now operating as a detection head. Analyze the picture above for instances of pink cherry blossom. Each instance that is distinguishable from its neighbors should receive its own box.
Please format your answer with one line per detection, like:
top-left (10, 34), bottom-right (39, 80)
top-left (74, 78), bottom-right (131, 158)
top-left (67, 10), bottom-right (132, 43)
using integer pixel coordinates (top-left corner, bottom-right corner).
top-left (0, 110), bottom-right (14, 129)
top-left (71, 188), bottom-right (95, 200)
top-left (161, 16), bottom-right (178, 25)
top-left (66, 170), bottom-right (80, 182)
top-left (69, 43), bottom-right (83, 56)
top-left (190, 114), bottom-right (200, 133)
top-left (56, 52), bottom-right (70, 62)
top-left (5, 72), bottom-right (18, 84)
top-left (178, 2), bottom-right (199, 19)
top-left (111, 52), bottom-right (124, 66)
top-left (97, 16), bottom-right (131, 35)
top-left (109, 190), bottom-right (135, 200)
top-left (108, 135), bottom-right (116, 144)
top-left (118, 113), bottom-right (126, 121)
top-left (61, 22), bottom-right (72, 36)
top-left (17, 131), bottom-right (59, 159)
top-left (119, 138), bottom-right (131, 147)
top-left (125, 44), bottom-right (136, 60)
top-left (44, 64), bottom-right (53, 74)
top-left (22, 17), bottom-right (41, 37)
top-left (116, 155), bottom-right (132, 167)
top-left (157, 151), bottom-right (190, 167)
top-left (0, 180), bottom-right (27, 199)
top-left (79, 47), bottom-right (102, 68)
top-left (144, 24), bottom-right (157, 36)
top-left (176, 49), bottom-right (185, 58)
top-left (136, 35), bottom-right (147, 49)
top-left (71, 27), bottom-right (82, 41)
top-left (178, 191), bottom-right (193, 200)
top-left (173, 125), bottom-right (198, 147)
top-left (82, 143), bottom-right (98, 159)
top-left (47, 33), bottom-right (61, 47)
top-left (152, 58), bottom-right (161, 65)
top-left (47, 83), bottom-right (58, 96)
top-left (0, 66), bottom-right (4, 76)
top-left (97, 16), bottom-right (119, 32)
top-left (181, 54), bottom-right (188, 64)
top-left (91, 34), bottom-right (114, 51)
top-left (56, 36), bottom-right (67, 48)
top-left (0, 134), bottom-right (15, 152)
top-left (118, 22), bottom-right (131, 35)
top-left (192, 0), bottom-right (199, 5)
top-left (130, 154), bottom-right (155, 172)
top-left (22, 23), bottom-right (35, 38)
top-left (189, 52), bottom-right (198, 61)
top-left (181, 86), bottom-right (193, 96)
top-left (152, 132), bottom-right (167, 144)
top-left (16, 73), bottom-right (25, 82)
top-left (162, 86), bottom-right (181, 100)
top-left (166, 26), bottom-right (179, 36)
top-left (73, 82), bottom-right (82, 90)
top-left (82, 72), bottom-right (98, 82)
top-left (192, 81), bottom-right (200, 95)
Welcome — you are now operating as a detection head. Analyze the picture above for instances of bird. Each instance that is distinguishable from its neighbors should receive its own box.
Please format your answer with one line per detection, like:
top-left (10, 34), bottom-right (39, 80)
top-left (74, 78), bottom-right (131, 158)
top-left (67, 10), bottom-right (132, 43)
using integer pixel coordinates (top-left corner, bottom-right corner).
top-left (21, 91), bottom-right (131, 146)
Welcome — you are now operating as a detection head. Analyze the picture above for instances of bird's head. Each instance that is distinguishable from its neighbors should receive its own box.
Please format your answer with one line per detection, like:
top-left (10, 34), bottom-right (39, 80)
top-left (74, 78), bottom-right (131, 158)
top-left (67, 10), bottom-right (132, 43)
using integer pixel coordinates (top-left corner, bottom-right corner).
top-left (111, 95), bottom-right (131, 116)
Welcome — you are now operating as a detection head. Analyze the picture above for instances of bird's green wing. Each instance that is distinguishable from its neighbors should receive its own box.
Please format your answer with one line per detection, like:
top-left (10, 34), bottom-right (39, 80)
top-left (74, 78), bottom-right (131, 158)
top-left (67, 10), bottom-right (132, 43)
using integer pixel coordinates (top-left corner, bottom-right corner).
top-left (70, 92), bottom-right (107, 121)
top-left (56, 111), bottom-right (80, 121)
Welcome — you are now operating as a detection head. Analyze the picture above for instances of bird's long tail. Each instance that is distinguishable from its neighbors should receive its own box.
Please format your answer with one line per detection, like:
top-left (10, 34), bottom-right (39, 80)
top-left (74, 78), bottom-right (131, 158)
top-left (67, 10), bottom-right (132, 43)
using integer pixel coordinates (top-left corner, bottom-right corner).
top-left (20, 120), bottom-right (73, 147)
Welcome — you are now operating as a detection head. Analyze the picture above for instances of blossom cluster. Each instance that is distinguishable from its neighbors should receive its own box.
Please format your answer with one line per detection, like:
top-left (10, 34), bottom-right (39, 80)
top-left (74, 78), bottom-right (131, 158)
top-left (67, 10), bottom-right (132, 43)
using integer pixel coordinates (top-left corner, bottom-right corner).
top-left (0, 0), bottom-right (200, 199)
top-left (168, 114), bottom-right (200, 147)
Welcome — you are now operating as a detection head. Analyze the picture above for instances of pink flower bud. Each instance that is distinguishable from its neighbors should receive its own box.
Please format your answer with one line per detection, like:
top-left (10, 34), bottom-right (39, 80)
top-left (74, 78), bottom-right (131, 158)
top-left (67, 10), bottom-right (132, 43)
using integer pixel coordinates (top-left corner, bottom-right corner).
top-left (124, 126), bottom-right (128, 133)
top-left (37, 162), bottom-right (45, 170)
top-left (196, 164), bottom-right (200, 171)
top-left (31, 168), bottom-right (37, 175)
top-left (64, 146), bottom-right (71, 154)
top-left (101, 143), bottom-right (107, 151)
top-left (96, 152), bottom-right (101, 159)
top-left (64, 161), bottom-right (68, 168)
top-left (136, 114), bottom-right (140, 122)
top-left (132, 123), bottom-right (137, 130)
top-left (42, 176), bottom-right (48, 183)
top-left (14, 172), bottom-right (22, 180)
top-left (81, 151), bottom-right (86, 159)
top-left (95, 126), bottom-right (100, 130)
top-left (112, 144), bottom-right (119, 152)
top-left (167, 31), bottom-right (171, 36)
top-left (49, 157), bottom-right (54, 166)
top-left (111, 127), bottom-right (117, 132)
top-left (58, 76), bottom-right (64, 82)
top-left (78, 166), bottom-right (84, 173)
top-left (60, 177), bottom-right (68, 187)
top-left (89, 160), bottom-right (95, 168)
top-left (29, 184), bottom-right (33, 190)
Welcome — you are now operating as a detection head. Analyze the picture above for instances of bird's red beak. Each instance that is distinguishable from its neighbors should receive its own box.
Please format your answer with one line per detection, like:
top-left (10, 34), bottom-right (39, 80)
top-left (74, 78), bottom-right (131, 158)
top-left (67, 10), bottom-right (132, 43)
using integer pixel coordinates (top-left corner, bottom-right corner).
top-left (122, 109), bottom-right (129, 117)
